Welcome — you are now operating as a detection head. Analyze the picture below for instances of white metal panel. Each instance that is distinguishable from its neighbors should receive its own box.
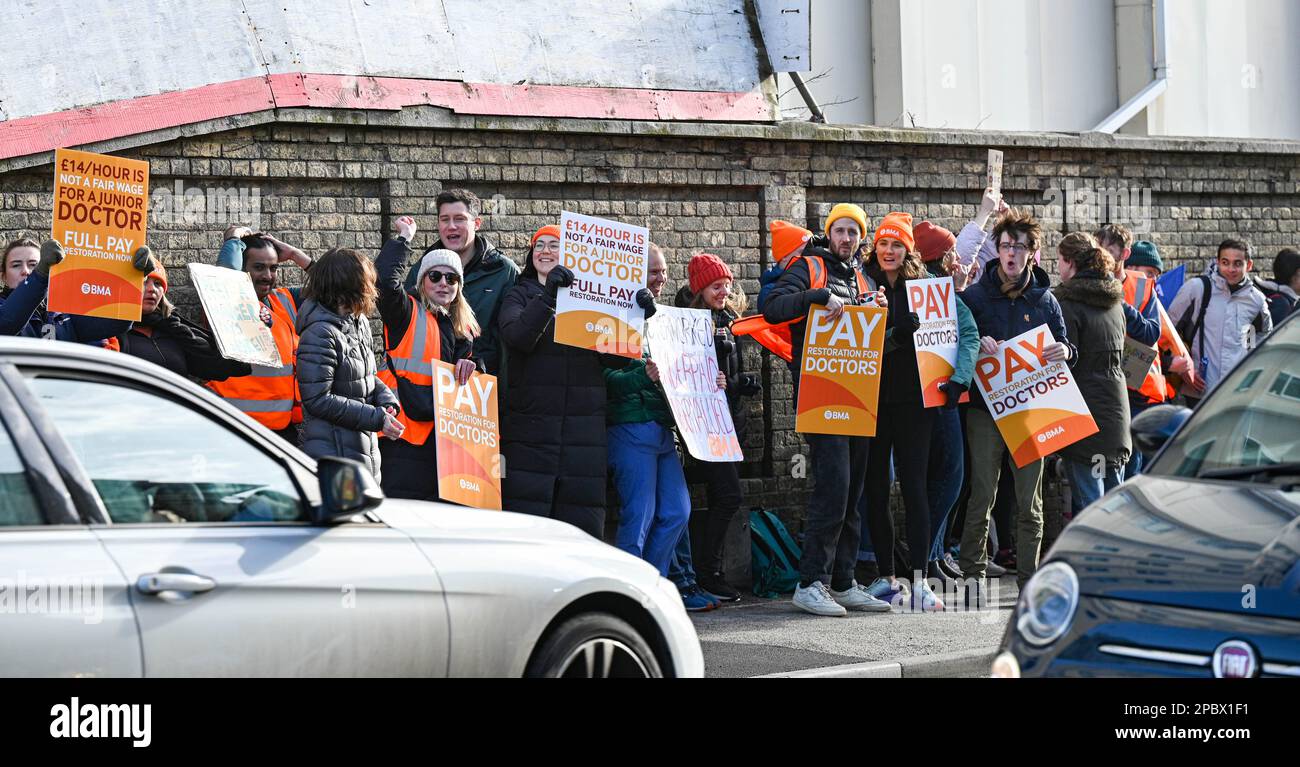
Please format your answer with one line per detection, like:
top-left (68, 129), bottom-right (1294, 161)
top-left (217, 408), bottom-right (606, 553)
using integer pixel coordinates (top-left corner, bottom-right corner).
top-left (0, 0), bottom-right (265, 121)
top-left (757, 0), bottom-right (811, 72)
top-left (244, 0), bottom-right (460, 79)
top-left (442, 0), bottom-right (762, 91)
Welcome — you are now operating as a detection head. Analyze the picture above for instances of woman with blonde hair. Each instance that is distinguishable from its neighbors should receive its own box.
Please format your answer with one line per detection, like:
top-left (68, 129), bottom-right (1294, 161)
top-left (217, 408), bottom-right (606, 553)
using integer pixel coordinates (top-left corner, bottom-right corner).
top-left (296, 247), bottom-right (403, 481)
top-left (375, 216), bottom-right (482, 500)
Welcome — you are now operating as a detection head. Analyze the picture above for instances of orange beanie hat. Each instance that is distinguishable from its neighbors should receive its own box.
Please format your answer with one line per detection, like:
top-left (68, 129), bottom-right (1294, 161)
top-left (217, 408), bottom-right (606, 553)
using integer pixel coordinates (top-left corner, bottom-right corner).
top-left (770, 220), bottom-right (812, 261)
top-left (873, 212), bottom-right (915, 253)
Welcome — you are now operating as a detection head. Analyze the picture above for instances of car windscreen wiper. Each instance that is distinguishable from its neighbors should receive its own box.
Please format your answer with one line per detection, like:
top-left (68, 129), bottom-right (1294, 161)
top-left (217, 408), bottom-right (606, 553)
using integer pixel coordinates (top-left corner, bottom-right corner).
top-left (1197, 461), bottom-right (1300, 483)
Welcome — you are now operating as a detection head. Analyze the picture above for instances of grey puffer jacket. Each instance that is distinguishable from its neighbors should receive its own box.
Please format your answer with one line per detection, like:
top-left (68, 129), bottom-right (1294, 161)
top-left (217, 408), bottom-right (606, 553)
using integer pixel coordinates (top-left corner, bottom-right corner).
top-left (295, 299), bottom-right (400, 480)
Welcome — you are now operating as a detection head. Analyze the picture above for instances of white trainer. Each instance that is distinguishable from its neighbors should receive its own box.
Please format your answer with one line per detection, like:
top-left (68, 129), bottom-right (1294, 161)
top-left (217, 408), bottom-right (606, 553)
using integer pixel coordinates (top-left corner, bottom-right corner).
top-left (830, 580), bottom-right (893, 612)
top-left (793, 581), bottom-right (848, 617)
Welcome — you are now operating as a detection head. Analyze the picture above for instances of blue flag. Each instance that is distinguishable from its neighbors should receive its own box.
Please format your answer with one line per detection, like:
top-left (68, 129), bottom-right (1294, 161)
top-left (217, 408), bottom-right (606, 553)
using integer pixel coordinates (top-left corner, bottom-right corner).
top-left (1155, 265), bottom-right (1185, 309)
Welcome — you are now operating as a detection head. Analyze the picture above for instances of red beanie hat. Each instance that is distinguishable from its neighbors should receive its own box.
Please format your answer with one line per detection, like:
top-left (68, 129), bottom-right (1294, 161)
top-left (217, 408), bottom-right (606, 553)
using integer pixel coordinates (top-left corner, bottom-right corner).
top-left (874, 212), bottom-right (915, 253)
top-left (688, 252), bottom-right (733, 294)
top-left (530, 224), bottom-right (561, 246)
top-left (914, 221), bottom-right (956, 263)
top-left (769, 220), bottom-right (812, 262)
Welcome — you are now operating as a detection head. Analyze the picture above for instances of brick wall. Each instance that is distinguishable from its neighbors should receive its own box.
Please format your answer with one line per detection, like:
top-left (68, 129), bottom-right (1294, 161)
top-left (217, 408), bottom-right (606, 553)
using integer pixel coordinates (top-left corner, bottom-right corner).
top-left (3, 114), bottom-right (1298, 533)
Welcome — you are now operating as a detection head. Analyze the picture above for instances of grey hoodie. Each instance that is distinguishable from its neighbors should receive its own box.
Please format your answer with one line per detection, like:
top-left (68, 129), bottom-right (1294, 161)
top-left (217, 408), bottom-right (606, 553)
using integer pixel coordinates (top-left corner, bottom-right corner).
top-left (295, 299), bottom-right (399, 480)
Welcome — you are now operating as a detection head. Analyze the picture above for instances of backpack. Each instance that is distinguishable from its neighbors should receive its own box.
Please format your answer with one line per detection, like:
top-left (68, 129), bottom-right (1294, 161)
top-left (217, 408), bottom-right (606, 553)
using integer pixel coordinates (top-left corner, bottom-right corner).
top-left (733, 253), bottom-right (872, 363)
top-left (749, 508), bottom-right (802, 598)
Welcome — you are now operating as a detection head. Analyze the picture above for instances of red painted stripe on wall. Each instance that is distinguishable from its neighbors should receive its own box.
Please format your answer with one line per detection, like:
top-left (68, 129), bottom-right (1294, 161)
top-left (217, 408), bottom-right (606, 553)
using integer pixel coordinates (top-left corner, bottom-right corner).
top-left (0, 74), bottom-right (774, 161)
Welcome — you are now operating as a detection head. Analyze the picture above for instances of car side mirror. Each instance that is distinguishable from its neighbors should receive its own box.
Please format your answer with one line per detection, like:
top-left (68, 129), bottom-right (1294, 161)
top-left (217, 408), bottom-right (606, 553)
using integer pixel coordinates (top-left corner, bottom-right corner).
top-left (1131, 404), bottom-right (1193, 456)
top-left (314, 456), bottom-right (384, 524)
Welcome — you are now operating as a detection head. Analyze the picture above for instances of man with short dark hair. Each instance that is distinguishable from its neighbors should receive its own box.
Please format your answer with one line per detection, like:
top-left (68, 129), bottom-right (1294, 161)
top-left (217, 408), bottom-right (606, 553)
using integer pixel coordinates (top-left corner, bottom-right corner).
top-left (402, 189), bottom-right (519, 374)
top-left (212, 225), bottom-right (313, 445)
top-left (1169, 239), bottom-right (1273, 397)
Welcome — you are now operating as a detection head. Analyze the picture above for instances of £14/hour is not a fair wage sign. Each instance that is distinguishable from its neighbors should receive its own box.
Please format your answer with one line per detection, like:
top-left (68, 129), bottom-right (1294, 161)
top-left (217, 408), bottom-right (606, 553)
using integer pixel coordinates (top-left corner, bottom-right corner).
top-left (48, 148), bottom-right (149, 321)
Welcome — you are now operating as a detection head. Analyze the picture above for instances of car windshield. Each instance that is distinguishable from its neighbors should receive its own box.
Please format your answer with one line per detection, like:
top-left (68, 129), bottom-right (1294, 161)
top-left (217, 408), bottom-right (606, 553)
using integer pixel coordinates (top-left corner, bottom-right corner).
top-left (1151, 316), bottom-right (1300, 479)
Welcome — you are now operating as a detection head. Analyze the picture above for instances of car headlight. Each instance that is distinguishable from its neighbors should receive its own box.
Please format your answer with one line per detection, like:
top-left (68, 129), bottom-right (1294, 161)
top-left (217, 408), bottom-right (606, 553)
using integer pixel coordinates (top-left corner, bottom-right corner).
top-left (1016, 562), bottom-right (1079, 647)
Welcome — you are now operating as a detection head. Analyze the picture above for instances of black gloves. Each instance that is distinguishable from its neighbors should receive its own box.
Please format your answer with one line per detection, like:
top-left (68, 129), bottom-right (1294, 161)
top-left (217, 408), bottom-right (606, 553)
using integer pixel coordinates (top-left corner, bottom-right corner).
top-left (939, 380), bottom-right (968, 409)
top-left (132, 246), bottom-right (154, 273)
top-left (896, 311), bottom-right (921, 346)
top-left (636, 288), bottom-right (657, 319)
top-left (545, 264), bottom-right (575, 298)
top-left (36, 240), bottom-right (64, 276)
top-left (739, 372), bottom-right (763, 397)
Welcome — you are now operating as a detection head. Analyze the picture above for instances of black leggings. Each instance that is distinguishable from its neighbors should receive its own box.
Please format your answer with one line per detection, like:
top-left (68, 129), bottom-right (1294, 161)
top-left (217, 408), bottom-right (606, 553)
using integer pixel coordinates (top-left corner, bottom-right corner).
top-left (688, 461), bottom-right (743, 576)
top-left (866, 402), bottom-right (934, 579)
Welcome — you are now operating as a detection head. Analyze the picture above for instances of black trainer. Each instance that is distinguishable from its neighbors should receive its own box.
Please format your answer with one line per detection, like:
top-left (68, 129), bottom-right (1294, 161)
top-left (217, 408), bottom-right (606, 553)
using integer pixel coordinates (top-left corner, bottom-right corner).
top-left (698, 573), bottom-right (742, 603)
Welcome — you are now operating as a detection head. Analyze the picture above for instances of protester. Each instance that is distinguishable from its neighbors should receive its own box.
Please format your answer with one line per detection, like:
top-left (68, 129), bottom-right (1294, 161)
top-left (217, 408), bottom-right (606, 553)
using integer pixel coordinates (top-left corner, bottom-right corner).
top-left (211, 227), bottom-right (309, 445)
top-left (112, 252), bottom-right (252, 383)
top-left (672, 252), bottom-right (761, 602)
top-left (497, 224), bottom-right (638, 537)
top-left (1253, 247), bottom-right (1300, 326)
top-left (958, 210), bottom-right (1075, 591)
top-left (915, 222), bottom-right (980, 584)
top-left (954, 188), bottom-right (1012, 279)
top-left (403, 189), bottom-right (519, 375)
top-left (374, 216), bottom-right (481, 501)
top-left (1168, 239), bottom-right (1272, 400)
top-left (1051, 233), bottom-right (1131, 514)
top-left (0, 239), bottom-right (140, 344)
top-left (295, 248), bottom-right (403, 480)
top-left (602, 245), bottom-right (702, 606)
top-left (763, 215), bottom-right (891, 617)
top-left (858, 213), bottom-right (944, 610)
top-left (1093, 227), bottom-right (1172, 475)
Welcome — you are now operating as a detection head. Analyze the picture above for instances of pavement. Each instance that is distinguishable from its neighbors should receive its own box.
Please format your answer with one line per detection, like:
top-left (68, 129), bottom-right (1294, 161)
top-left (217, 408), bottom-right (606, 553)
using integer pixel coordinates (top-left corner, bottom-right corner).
top-left (691, 576), bottom-right (1019, 678)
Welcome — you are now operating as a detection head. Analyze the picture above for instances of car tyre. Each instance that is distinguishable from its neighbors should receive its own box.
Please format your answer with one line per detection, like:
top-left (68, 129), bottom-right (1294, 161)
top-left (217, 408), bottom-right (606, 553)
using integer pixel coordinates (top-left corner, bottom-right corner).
top-left (525, 612), bottom-right (663, 678)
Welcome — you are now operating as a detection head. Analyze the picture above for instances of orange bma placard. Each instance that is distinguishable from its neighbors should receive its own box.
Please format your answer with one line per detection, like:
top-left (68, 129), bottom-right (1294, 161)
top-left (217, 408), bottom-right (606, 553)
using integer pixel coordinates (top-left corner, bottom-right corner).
top-left (795, 305), bottom-right (887, 437)
top-left (48, 148), bottom-right (149, 320)
top-left (433, 361), bottom-right (502, 510)
top-left (973, 324), bottom-right (1099, 468)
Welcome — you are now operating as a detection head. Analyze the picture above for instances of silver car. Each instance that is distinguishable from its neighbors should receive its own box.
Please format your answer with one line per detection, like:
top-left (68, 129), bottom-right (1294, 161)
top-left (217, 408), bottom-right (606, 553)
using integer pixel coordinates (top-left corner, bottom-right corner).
top-left (0, 337), bottom-right (703, 678)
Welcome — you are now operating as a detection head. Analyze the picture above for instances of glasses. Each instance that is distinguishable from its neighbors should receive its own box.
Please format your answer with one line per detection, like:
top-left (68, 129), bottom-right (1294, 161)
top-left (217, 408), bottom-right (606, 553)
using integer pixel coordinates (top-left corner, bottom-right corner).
top-left (425, 270), bottom-right (461, 285)
top-left (997, 242), bottom-right (1031, 255)
top-left (534, 241), bottom-right (561, 253)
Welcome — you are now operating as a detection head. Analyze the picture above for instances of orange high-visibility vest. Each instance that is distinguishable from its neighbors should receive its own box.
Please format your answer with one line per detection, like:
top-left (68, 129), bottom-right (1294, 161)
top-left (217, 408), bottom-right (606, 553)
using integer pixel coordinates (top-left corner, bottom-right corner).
top-left (208, 288), bottom-right (302, 430)
top-left (376, 296), bottom-right (441, 446)
top-left (1123, 270), bottom-right (1185, 404)
top-left (732, 254), bottom-right (874, 363)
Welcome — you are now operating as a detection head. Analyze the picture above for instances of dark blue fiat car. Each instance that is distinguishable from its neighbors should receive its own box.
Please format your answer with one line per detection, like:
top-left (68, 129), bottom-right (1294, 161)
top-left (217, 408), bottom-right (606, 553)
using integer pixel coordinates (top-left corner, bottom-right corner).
top-left (994, 312), bottom-right (1300, 678)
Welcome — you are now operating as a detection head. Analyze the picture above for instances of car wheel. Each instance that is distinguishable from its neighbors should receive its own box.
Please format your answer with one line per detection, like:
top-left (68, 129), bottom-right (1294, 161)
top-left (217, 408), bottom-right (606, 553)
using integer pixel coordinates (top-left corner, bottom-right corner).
top-left (525, 613), bottom-right (663, 678)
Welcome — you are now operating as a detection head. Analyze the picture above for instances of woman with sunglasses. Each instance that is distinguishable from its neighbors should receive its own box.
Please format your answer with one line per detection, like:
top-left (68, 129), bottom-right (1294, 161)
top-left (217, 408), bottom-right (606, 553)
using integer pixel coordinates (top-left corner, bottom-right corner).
top-left (375, 215), bottom-right (482, 501)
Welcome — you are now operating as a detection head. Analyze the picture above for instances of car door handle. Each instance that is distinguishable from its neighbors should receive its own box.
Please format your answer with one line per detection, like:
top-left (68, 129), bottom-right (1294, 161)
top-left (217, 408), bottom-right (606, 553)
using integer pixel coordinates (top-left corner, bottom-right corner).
top-left (136, 572), bottom-right (217, 595)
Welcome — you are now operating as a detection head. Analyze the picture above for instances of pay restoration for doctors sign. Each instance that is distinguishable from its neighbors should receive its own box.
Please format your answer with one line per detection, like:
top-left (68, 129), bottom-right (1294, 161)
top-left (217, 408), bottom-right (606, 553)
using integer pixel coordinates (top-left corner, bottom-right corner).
top-left (795, 305), bottom-right (887, 437)
top-left (974, 325), bottom-right (1098, 468)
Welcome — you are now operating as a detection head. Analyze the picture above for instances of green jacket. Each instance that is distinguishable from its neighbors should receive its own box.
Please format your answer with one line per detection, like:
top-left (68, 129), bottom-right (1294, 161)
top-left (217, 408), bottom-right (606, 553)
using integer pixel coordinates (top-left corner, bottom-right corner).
top-left (952, 295), bottom-right (980, 388)
top-left (604, 359), bottom-right (674, 426)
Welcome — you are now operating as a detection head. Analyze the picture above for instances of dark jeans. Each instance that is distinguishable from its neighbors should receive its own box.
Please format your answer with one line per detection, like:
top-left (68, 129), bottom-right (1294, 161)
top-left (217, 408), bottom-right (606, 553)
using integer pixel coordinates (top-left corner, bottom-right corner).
top-left (799, 433), bottom-right (870, 590)
top-left (928, 406), bottom-right (964, 560)
top-left (688, 461), bottom-right (743, 577)
top-left (865, 403), bottom-right (934, 579)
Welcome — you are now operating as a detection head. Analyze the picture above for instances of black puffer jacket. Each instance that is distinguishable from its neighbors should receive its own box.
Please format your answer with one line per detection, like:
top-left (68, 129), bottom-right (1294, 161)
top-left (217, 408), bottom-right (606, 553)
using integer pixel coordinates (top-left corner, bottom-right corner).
top-left (497, 270), bottom-right (628, 537)
top-left (115, 308), bottom-right (251, 382)
top-left (863, 262), bottom-right (923, 405)
top-left (295, 299), bottom-right (400, 480)
top-left (1052, 271), bottom-right (1131, 466)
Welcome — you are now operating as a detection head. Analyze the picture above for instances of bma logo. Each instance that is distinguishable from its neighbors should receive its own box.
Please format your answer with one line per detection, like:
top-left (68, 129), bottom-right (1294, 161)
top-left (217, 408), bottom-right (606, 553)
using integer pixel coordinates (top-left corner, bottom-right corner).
top-left (80, 283), bottom-right (112, 296)
top-left (585, 321), bottom-right (614, 334)
top-left (1037, 425), bottom-right (1066, 444)
top-left (1212, 640), bottom-right (1257, 678)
